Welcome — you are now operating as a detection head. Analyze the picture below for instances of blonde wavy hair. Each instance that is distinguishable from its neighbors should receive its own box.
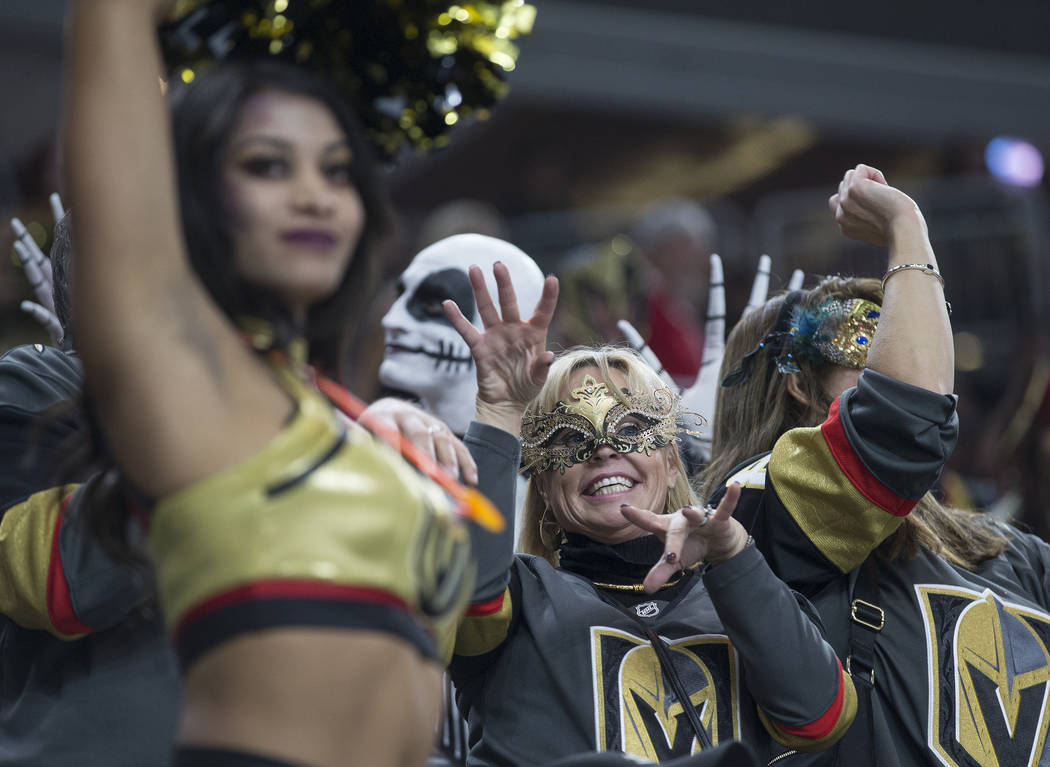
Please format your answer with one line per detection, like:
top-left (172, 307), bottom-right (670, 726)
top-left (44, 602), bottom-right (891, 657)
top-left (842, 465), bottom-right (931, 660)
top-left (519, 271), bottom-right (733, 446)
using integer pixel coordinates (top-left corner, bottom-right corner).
top-left (519, 346), bottom-right (697, 565)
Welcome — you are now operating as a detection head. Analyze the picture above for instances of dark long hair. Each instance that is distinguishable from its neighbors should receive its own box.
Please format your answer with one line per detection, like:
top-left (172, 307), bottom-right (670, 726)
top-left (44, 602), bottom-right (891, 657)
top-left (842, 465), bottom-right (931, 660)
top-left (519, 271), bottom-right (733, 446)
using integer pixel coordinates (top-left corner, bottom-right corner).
top-left (75, 60), bottom-right (390, 560)
top-left (50, 212), bottom-right (75, 349)
top-left (168, 60), bottom-right (390, 378)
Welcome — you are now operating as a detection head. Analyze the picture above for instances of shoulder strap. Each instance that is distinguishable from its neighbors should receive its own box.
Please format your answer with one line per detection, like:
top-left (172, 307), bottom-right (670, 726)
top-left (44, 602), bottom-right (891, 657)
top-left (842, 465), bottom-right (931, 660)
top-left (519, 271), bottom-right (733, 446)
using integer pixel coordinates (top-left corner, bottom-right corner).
top-left (835, 558), bottom-right (883, 767)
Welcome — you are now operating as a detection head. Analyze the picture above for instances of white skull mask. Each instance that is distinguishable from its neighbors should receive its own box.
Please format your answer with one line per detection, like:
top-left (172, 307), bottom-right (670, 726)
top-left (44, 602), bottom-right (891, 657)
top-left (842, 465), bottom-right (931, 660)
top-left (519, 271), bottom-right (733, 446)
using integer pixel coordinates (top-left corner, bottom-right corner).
top-left (380, 234), bottom-right (545, 435)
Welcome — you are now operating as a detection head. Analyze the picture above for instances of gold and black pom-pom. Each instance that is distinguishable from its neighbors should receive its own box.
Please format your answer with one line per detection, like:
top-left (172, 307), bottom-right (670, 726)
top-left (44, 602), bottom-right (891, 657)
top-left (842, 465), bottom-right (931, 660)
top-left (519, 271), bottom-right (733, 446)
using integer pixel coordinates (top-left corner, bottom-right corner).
top-left (161, 1), bottom-right (536, 160)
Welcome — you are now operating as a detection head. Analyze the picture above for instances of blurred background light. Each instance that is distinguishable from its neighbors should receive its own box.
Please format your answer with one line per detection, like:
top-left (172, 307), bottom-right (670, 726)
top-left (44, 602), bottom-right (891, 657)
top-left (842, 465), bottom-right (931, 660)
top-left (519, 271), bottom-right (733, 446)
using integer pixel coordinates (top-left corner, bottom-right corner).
top-left (985, 137), bottom-right (1044, 187)
top-left (954, 331), bottom-right (985, 372)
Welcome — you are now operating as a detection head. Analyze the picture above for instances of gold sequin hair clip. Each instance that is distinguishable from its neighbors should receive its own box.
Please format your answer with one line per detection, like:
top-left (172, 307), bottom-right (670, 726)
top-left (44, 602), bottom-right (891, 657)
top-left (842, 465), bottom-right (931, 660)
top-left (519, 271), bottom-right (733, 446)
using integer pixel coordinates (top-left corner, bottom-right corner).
top-left (723, 295), bottom-right (881, 387)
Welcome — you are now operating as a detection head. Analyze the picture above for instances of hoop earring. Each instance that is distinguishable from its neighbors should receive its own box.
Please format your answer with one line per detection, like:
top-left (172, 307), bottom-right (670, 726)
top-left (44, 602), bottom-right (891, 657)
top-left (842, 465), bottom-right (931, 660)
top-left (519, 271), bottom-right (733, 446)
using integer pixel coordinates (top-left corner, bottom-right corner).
top-left (539, 507), bottom-right (564, 552)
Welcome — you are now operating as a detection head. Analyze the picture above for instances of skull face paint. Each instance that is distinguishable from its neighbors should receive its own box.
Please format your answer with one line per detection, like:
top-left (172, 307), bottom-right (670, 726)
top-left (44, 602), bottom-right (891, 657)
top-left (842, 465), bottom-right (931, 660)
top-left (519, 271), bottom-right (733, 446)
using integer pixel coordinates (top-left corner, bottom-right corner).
top-left (380, 233), bottom-right (545, 435)
top-left (388, 267), bottom-right (477, 371)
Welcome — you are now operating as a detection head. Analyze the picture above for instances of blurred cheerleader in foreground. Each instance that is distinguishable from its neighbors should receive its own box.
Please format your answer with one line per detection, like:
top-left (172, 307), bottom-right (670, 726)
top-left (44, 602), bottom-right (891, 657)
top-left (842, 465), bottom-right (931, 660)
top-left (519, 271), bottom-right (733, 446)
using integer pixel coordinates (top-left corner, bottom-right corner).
top-left (61, 1), bottom-right (516, 764)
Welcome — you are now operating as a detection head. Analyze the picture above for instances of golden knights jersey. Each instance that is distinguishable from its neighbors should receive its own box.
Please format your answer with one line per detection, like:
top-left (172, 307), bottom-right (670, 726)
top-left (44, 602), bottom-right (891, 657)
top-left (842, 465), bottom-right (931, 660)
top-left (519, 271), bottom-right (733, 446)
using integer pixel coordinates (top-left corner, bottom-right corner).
top-left (451, 545), bottom-right (854, 766)
top-left (804, 535), bottom-right (1050, 767)
top-left (916, 551), bottom-right (1050, 767)
top-left (451, 369), bottom-right (958, 766)
top-left (708, 370), bottom-right (1050, 767)
top-left (0, 345), bottom-right (180, 767)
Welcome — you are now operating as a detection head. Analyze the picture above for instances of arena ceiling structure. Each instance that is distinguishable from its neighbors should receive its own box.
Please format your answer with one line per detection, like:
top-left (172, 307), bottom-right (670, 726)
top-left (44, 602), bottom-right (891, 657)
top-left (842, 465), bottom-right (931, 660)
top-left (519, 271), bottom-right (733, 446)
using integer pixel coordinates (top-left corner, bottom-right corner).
top-left (2, 0), bottom-right (1049, 185)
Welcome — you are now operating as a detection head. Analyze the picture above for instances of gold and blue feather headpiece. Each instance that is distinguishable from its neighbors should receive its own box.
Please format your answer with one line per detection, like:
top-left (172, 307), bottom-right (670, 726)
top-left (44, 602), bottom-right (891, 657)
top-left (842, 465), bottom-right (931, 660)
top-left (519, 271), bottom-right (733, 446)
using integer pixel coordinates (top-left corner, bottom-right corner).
top-left (722, 294), bottom-right (881, 387)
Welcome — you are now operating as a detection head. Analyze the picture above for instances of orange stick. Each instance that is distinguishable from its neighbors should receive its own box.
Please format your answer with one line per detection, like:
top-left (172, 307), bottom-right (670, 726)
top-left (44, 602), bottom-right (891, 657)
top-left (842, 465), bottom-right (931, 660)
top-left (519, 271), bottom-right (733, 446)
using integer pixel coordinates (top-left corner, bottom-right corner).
top-left (315, 375), bottom-right (506, 533)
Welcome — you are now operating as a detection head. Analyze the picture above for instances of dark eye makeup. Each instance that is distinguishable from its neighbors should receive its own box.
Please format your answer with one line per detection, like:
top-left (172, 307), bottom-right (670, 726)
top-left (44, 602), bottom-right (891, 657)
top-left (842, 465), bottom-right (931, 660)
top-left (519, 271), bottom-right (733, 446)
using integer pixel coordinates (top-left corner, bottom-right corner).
top-left (322, 161), bottom-right (354, 184)
top-left (235, 151), bottom-right (353, 185)
top-left (239, 156), bottom-right (289, 178)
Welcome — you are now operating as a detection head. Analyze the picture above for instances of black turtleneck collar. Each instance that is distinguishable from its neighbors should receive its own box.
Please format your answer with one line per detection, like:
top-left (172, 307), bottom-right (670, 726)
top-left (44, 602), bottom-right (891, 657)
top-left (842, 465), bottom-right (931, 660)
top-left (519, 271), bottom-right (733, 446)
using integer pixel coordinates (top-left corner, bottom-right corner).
top-left (557, 532), bottom-right (665, 585)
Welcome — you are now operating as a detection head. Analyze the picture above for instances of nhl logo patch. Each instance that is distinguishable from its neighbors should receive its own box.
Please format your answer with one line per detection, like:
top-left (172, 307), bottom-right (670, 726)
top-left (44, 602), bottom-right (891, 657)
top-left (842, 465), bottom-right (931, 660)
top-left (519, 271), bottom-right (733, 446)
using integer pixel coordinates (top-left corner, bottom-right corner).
top-left (634, 601), bottom-right (660, 618)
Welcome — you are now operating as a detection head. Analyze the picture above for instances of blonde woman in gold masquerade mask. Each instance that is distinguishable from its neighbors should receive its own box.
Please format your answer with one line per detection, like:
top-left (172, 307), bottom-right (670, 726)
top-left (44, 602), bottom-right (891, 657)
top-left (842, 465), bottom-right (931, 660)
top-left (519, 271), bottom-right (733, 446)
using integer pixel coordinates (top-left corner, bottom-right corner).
top-left (441, 264), bottom-right (857, 766)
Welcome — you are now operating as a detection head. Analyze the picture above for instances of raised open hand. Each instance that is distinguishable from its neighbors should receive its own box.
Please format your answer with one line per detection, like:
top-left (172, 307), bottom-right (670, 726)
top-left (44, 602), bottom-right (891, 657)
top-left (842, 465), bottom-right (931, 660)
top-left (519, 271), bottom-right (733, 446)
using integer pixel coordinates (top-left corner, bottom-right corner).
top-left (829, 164), bottom-right (924, 247)
top-left (682, 256), bottom-right (802, 459)
top-left (443, 262), bottom-right (559, 435)
top-left (11, 193), bottom-right (65, 345)
top-left (620, 482), bottom-right (747, 593)
top-left (618, 254), bottom-right (804, 462)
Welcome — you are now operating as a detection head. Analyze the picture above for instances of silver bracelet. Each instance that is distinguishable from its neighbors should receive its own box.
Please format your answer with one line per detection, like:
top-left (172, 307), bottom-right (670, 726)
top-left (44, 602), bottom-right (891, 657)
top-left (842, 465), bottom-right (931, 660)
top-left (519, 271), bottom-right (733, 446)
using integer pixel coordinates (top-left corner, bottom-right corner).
top-left (881, 263), bottom-right (944, 291)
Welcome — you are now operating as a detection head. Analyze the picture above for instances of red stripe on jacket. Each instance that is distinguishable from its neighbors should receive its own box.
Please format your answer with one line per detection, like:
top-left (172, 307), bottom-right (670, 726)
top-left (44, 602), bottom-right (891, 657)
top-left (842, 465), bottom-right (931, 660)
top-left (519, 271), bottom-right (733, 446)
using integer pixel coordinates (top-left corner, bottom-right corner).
top-left (173, 580), bottom-right (413, 641)
top-left (46, 494), bottom-right (95, 636)
top-left (466, 592), bottom-right (506, 617)
top-left (821, 398), bottom-right (915, 517)
top-left (774, 658), bottom-right (847, 739)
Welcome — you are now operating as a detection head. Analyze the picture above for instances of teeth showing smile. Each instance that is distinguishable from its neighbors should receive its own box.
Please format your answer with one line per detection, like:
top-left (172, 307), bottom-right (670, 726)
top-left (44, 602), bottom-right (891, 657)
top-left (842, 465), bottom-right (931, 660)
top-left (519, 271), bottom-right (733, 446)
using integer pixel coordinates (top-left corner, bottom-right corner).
top-left (585, 475), bottom-right (636, 496)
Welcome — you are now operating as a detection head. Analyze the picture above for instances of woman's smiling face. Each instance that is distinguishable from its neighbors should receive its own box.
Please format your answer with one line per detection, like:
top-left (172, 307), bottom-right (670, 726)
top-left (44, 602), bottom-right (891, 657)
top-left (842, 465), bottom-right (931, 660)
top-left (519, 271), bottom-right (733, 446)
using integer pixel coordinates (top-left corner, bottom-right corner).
top-left (535, 365), bottom-right (679, 545)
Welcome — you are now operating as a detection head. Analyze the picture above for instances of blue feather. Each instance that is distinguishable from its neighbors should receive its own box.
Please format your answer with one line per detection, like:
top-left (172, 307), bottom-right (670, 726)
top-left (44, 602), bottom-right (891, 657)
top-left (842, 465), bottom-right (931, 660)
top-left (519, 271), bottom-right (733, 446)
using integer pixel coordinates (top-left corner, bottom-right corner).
top-left (788, 303), bottom-right (823, 342)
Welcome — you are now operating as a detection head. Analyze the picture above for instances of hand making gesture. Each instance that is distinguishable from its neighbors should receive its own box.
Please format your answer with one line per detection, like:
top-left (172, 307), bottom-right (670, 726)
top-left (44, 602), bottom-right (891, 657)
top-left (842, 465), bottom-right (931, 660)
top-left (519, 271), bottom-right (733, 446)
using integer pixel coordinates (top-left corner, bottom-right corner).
top-left (11, 193), bottom-right (65, 345)
top-left (443, 262), bottom-right (559, 436)
top-left (620, 482), bottom-right (748, 593)
top-left (619, 255), bottom-right (804, 460)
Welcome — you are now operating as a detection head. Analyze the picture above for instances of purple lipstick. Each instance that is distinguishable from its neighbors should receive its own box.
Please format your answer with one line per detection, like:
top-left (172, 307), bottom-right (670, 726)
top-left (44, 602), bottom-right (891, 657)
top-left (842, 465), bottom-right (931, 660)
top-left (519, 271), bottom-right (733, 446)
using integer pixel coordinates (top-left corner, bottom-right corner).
top-left (281, 229), bottom-right (337, 248)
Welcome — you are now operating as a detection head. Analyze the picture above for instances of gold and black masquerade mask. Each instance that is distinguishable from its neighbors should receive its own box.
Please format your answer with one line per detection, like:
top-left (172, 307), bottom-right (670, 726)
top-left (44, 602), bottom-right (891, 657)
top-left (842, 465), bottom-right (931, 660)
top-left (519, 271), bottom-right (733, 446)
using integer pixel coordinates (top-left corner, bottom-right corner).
top-left (521, 375), bottom-right (683, 474)
top-left (722, 294), bottom-right (881, 387)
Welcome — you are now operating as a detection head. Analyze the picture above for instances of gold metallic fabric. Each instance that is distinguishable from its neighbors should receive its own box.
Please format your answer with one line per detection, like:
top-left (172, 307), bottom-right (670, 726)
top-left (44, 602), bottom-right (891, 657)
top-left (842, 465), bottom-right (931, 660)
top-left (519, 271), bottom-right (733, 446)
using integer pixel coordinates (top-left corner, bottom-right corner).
top-left (0, 484), bottom-right (81, 638)
top-left (454, 587), bottom-right (513, 657)
top-left (149, 363), bottom-right (473, 656)
top-left (768, 426), bottom-right (904, 574)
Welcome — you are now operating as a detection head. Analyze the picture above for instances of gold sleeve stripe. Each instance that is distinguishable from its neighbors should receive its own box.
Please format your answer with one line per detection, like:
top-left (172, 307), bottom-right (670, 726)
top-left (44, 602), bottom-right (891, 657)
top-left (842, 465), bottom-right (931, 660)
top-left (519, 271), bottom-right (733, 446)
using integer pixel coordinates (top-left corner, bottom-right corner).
top-left (0, 485), bottom-right (89, 639)
top-left (455, 587), bottom-right (512, 657)
top-left (769, 426), bottom-right (906, 574)
top-left (759, 662), bottom-right (858, 751)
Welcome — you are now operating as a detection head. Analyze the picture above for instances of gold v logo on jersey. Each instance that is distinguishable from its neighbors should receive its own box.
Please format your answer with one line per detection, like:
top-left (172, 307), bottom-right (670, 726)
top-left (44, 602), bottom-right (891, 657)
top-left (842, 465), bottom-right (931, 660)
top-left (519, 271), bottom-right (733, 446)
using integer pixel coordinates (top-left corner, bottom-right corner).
top-left (590, 627), bottom-right (739, 760)
top-left (917, 585), bottom-right (1050, 767)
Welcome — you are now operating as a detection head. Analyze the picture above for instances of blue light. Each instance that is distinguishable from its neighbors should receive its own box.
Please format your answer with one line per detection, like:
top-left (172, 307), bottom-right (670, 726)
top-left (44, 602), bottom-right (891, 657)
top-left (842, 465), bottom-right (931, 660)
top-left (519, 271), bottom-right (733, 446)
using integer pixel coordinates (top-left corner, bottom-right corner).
top-left (986, 137), bottom-right (1044, 187)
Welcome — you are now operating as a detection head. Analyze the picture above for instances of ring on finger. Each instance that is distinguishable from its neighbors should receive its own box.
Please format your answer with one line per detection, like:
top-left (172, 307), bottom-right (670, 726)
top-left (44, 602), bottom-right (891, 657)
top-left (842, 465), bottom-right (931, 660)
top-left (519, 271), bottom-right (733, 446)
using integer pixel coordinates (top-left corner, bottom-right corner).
top-left (697, 506), bottom-right (715, 527)
top-left (426, 424), bottom-right (443, 435)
